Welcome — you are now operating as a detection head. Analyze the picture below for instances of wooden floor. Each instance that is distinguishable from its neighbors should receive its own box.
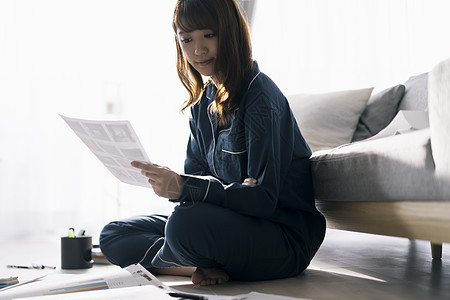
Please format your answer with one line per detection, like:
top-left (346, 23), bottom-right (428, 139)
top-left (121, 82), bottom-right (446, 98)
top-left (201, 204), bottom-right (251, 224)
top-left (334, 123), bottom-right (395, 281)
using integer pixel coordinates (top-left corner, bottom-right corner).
top-left (1, 229), bottom-right (449, 299)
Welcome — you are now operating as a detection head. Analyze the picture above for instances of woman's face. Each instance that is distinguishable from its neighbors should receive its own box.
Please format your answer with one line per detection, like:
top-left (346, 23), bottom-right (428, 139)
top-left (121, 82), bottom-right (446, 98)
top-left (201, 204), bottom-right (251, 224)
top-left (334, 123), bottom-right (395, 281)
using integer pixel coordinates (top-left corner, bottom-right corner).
top-left (177, 28), bottom-right (218, 77)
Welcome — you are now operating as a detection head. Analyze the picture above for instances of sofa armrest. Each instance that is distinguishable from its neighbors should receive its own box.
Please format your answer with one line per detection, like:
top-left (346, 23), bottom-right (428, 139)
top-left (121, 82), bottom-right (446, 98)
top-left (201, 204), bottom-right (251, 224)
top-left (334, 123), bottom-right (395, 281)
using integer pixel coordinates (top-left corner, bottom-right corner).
top-left (429, 57), bottom-right (450, 176)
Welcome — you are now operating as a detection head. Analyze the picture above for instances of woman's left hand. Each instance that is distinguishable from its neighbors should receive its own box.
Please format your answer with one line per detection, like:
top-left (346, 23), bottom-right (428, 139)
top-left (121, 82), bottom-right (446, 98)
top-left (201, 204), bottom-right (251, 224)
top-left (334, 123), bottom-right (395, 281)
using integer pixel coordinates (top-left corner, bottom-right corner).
top-left (131, 161), bottom-right (185, 199)
top-left (242, 178), bottom-right (258, 185)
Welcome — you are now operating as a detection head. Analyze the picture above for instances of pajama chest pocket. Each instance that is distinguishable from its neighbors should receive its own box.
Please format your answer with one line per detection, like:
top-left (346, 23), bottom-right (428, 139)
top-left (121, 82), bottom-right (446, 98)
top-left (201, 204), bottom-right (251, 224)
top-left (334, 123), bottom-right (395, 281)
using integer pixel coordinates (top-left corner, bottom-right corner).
top-left (215, 133), bottom-right (247, 183)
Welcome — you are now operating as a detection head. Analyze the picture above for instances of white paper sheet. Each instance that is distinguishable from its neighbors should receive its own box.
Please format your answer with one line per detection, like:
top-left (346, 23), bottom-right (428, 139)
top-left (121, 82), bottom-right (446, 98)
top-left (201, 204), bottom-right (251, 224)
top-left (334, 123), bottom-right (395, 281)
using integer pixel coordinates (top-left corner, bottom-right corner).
top-left (0, 264), bottom-right (164, 299)
top-left (367, 110), bottom-right (429, 141)
top-left (13, 285), bottom-right (175, 300)
top-left (13, 289), bottom-right (309, 300)
top-left (60, 114), bottom-right (151, 188)
top-left (124, 264), bottom-right (170, 291)
top-left (0, 275), bottom-right (47, 293)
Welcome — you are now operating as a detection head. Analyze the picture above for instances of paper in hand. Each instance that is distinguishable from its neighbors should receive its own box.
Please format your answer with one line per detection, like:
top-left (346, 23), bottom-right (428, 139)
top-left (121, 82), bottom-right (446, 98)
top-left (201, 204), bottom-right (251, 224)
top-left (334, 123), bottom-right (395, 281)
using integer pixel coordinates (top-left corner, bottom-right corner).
top-left (60, 114), bottom-right (152, 188)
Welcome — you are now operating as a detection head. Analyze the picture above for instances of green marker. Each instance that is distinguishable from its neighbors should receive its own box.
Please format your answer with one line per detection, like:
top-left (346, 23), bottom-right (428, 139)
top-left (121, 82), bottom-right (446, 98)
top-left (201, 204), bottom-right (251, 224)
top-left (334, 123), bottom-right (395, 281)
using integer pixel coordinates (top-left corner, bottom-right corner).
top-left (68, 227), bottom-right (75, 238)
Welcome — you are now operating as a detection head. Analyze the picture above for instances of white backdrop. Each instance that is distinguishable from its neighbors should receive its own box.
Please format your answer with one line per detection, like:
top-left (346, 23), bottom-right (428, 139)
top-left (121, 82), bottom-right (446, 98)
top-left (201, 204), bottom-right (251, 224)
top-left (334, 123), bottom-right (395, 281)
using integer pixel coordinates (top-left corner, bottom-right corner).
top-left (1, 0), bottom-right (450, 241)
top-left (0, 0), bottom-right (188, 241)
top-left (252, 0), bottom-right (450, 95)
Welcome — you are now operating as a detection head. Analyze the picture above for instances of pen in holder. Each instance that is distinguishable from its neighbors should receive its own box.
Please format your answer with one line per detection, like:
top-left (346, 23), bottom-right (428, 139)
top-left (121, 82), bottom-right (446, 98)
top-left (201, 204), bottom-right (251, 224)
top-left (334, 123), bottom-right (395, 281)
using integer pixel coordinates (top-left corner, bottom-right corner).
top-left (61, 236), bottom-right (93, 269)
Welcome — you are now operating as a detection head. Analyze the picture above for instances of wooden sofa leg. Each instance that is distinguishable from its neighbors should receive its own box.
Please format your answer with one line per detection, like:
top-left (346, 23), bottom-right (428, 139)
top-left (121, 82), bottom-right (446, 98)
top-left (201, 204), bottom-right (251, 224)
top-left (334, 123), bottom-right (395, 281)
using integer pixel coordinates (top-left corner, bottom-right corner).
top-left (431, 242), bottom-right (442, 259)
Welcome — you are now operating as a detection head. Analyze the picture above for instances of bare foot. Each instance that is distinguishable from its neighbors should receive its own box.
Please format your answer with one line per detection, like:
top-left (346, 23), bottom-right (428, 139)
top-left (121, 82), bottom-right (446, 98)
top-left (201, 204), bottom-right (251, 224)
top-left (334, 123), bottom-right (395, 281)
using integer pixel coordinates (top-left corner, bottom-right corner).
top-left (191, 267), bottom-right (229, 286)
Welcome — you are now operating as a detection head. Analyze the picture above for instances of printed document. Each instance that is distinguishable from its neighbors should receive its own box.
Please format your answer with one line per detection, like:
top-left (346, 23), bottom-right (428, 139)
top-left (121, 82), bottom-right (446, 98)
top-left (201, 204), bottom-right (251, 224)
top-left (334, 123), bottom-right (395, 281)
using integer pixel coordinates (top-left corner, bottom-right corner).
top-left (60, 115), bottom-right (151, 188)
top-left (0, 264), bottom-right (170, 299)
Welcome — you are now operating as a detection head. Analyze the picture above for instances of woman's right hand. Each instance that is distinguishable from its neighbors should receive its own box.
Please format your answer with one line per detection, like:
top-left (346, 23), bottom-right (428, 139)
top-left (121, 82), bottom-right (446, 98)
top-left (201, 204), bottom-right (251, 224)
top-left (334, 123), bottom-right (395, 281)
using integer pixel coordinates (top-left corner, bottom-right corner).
top-left (131, 161), bottom-right (185, 199)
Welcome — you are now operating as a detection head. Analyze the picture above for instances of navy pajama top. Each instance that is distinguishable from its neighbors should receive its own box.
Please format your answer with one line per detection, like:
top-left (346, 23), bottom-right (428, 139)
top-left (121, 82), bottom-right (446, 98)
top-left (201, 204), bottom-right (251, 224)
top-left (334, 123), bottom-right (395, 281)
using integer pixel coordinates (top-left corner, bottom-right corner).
top-left (176, 61), bottom-right (324, 240)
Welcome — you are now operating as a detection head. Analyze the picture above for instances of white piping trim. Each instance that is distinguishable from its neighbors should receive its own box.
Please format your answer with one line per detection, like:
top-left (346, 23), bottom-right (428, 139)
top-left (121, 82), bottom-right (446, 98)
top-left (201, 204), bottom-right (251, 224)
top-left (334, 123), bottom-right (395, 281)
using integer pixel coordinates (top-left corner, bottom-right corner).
top-left (207, 112), bottom-right (219, 177)
top-left (218, 127), bottom-right (231, 134)
top-left (137, 237), bottom-right (164, 265)
top-left (203, 180), bottom-right (211, 201)
top-left (221, 149), bottom-right (247, 155)
top-left (248, 71), bottom-right (261, 90)
top-left (156, 252), bottom-right (185, 267)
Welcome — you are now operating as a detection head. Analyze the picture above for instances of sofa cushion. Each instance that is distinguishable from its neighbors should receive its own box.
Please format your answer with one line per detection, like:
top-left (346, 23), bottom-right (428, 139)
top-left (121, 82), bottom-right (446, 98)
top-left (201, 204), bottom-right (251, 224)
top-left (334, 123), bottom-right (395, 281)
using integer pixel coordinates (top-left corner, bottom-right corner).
top-left (288, 87), bottom-right (373, 152)
top-left (352, 85), bottom-right (405, 142)
top-left (311, 129), bottom-right (450, 202)
top-left (398, 72), bottom-right (428, 111)
top-left (366, 110), bottom-right (429, 140)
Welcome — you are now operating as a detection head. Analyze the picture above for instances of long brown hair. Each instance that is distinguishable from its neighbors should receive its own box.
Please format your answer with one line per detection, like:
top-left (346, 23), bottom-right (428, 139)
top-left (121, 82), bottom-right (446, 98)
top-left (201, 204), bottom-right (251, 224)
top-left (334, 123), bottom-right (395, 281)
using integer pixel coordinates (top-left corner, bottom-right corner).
top-left (172, 0), bottom-right (253, 126)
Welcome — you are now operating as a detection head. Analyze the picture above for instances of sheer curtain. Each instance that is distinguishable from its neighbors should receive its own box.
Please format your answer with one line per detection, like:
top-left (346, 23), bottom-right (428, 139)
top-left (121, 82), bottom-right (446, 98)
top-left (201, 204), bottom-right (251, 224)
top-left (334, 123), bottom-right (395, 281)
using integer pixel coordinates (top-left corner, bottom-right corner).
top-left (251, 0), bottom-right (450, 95)
top-left (1, 0), bottom-right (450, 241)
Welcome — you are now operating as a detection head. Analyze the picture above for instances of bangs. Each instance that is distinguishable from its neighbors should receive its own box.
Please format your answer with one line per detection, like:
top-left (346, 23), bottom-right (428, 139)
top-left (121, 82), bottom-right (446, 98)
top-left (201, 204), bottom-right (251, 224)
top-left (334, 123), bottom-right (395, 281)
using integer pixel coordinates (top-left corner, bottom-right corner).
top-left (173, 0), bottom-right (218, 33)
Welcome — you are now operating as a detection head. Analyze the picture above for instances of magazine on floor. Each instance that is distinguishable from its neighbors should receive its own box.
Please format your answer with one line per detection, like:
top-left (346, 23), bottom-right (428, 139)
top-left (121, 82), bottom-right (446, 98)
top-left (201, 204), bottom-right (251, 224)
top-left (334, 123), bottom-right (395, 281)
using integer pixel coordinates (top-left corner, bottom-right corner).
top-left (0, 264), bottom-right (169, 299)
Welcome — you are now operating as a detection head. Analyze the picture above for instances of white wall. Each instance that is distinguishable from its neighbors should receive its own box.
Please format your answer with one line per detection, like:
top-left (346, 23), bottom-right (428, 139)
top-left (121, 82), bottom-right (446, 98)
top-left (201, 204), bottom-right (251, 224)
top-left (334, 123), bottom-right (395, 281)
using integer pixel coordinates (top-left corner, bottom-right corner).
top-left (0, 0), bottom-right (188, 241)
top-left (252, 0), bottom-right (450, 95)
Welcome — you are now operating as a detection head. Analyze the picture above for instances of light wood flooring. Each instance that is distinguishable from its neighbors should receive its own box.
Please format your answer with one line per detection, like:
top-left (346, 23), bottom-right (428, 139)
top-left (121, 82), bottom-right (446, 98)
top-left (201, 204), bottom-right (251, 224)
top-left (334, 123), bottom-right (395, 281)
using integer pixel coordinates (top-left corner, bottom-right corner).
top-left (1, 229), bottom-right (449, 299)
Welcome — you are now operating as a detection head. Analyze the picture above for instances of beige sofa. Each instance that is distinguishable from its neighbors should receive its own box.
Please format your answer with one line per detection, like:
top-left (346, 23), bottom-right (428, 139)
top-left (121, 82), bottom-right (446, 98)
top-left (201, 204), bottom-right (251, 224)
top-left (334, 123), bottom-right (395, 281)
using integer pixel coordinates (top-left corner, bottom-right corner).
top-left (309, 57), bottom-right (450, 259)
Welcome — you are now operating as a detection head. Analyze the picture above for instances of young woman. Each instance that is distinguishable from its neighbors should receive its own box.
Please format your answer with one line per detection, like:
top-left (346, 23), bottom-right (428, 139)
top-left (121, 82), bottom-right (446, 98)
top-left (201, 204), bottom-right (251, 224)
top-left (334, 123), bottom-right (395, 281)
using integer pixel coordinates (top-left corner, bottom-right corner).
top-left (100, 0), bottom-right (326, 286)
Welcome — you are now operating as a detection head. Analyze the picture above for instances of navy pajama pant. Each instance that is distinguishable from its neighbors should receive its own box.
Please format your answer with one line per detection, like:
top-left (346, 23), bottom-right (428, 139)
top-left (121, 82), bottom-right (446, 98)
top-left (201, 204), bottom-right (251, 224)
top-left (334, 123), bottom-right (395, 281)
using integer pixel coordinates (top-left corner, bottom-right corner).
top-left (99, 202), bottom-right (311, 281)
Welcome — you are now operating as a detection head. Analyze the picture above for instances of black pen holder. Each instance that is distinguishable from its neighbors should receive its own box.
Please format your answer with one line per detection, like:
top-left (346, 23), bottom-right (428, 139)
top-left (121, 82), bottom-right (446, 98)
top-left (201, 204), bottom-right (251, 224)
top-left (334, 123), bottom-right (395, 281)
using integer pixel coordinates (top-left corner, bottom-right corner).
top-left (61, 236), bottom-right (93, 269)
